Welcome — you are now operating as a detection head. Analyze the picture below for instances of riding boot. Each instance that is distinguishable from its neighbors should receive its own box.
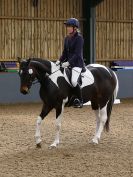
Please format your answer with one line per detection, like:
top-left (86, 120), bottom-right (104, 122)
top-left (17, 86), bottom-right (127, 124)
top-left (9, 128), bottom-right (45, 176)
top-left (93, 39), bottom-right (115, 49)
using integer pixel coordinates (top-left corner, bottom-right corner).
top-left (73, 84), bottom-right (83, 108)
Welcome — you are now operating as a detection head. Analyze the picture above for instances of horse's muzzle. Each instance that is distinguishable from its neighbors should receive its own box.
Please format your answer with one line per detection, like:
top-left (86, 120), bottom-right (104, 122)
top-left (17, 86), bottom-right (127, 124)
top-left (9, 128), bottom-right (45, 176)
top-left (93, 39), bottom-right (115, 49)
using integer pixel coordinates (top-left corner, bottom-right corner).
top-left (20, 86), bottom-right (29, 95)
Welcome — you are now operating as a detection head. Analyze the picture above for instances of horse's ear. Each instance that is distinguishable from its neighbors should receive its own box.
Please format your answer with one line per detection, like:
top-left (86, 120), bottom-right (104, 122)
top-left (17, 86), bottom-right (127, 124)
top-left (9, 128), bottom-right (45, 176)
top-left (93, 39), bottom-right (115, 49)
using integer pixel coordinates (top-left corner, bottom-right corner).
top-left (27, 58), bottom-right (31, 65)
top-left (17, 57), bottom-right (21, 63)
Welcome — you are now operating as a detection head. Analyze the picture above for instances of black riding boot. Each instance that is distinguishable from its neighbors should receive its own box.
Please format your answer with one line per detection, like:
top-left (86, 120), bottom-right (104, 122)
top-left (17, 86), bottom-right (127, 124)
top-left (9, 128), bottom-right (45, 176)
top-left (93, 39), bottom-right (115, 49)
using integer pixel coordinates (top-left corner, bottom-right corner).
top-left (73, 84), bottom-right (83, 108)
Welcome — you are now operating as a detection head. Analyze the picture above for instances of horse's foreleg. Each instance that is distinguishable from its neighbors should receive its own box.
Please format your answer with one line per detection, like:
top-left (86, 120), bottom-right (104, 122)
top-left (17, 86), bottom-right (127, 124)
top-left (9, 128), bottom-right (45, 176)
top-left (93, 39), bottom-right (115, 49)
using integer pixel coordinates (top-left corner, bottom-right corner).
top-left (49, 107), bottom-right (63, 148)
top-left (50, 98), bottom-right (67, 148)
top-left (92, 104), bottom-right (107, 144)
top-left (35, 104), bottom-right (52, 147)
top-left (35, 116), bottom-right (42, 147)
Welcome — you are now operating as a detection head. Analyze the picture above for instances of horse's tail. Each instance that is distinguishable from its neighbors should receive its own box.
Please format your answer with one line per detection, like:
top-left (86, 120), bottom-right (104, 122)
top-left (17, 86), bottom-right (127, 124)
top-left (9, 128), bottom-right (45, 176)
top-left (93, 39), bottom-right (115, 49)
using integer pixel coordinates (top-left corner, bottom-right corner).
top-left (105, 71), bottom-right (119, 132)
top-left (113, 72), bottom-right (119, 101)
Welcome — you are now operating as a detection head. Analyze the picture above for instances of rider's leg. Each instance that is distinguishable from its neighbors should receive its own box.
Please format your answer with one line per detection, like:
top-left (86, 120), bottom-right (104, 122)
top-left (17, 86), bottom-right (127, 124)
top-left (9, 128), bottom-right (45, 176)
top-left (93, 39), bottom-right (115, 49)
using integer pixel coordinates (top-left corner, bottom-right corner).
top-left (74, 84), bottom-right (83, 108)
top-left (71, 67), bottom-right (83, 108)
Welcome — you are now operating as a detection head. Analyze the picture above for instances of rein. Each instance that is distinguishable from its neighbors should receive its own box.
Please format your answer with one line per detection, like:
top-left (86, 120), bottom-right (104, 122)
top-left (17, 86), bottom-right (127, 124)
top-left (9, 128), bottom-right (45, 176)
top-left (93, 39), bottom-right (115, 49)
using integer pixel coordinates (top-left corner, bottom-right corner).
top-left (31, 68), bottom-right (61, 85)
top-left (49, 68), bottom-right (61, 76)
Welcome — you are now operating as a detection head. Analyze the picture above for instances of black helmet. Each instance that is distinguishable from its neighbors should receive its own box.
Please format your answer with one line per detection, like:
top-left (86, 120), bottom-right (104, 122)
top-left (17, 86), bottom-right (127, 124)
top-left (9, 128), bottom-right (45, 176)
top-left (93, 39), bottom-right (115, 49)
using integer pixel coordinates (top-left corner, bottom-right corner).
top-left (64, 18), bottom-right (79, 28)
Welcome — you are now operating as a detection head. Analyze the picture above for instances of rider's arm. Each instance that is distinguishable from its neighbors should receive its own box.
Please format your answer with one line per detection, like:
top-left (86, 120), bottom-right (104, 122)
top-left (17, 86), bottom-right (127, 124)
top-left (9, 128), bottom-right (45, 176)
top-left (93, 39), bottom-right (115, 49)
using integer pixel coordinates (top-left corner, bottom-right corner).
top-left (59, 38), bottom-right (68, 62)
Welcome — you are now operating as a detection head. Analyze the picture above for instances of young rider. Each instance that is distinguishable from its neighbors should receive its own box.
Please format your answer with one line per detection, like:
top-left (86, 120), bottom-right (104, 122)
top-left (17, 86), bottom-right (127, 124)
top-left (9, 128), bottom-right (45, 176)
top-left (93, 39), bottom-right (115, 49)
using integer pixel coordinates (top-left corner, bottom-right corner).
top-left (56, 18), bottom-right (85, 108)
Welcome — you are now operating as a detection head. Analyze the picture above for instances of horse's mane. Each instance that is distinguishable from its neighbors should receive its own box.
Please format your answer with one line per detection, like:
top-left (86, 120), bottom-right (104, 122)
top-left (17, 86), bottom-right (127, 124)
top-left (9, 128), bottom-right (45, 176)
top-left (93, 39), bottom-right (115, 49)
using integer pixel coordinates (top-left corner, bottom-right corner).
top-left (30, 58), bottom-right (53, 65)
top-left (29, 58), bottom-right (53, 75)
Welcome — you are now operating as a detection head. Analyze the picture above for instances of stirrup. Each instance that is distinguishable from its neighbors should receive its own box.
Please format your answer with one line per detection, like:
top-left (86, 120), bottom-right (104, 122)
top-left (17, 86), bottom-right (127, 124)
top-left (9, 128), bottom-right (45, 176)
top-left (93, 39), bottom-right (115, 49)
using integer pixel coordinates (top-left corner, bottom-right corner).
top-left (73, 98), bottom-right (83, 108)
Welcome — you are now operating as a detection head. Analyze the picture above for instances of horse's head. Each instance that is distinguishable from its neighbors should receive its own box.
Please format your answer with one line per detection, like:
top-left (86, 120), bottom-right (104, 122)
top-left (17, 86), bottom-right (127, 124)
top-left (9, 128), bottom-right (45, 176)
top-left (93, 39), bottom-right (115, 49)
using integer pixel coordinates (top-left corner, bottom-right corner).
top-left (18, 58), bottom-right (36, 95)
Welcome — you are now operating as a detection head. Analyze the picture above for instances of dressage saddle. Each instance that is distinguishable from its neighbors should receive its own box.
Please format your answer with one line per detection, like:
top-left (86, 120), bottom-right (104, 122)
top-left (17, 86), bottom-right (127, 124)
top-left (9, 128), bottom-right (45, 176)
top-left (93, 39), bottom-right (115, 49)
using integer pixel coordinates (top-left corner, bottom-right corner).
top-left (64, 66), bottom-right (86, 86)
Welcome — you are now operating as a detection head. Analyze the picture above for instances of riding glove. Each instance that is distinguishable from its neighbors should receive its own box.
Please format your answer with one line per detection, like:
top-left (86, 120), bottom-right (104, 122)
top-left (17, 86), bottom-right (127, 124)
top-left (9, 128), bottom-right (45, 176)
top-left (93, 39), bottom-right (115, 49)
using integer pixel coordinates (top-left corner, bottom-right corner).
top-left (62, 62), bottom-right (69, 68)
top-left (56, 60), bottom-right (60, 66)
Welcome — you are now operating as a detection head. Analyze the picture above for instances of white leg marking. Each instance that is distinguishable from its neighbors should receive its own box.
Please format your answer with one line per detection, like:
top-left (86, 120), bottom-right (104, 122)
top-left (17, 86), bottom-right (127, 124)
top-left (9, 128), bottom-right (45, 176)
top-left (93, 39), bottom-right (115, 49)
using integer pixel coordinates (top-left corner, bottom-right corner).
top-left (95, 109), bottom-right (100, 133)
top-left (92, 105), bottom-right (107, 144)
top-left (49, 98), bottom-right (68, 148)
top-left (49, 115), bottom-right (62, 148)
top-left (92, 109), bottom-right (100, 144)
top-left (35, 116), bottom-right (42, 145)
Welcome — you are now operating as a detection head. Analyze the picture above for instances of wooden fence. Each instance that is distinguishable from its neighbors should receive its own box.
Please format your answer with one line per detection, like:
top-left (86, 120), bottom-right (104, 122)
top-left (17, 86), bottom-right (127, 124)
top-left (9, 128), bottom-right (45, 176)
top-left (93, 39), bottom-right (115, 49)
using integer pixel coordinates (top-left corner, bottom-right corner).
top-left (96, 0), bottom-right (133, 66)
top-left (0, 0), bottom-right (83, 61)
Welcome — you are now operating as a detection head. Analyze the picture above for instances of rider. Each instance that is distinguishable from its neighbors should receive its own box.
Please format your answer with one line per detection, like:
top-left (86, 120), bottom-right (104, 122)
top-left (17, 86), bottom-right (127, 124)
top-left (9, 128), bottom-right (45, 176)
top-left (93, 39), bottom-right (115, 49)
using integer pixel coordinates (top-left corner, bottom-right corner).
top-left (56, 18), bottom-right (85, 108)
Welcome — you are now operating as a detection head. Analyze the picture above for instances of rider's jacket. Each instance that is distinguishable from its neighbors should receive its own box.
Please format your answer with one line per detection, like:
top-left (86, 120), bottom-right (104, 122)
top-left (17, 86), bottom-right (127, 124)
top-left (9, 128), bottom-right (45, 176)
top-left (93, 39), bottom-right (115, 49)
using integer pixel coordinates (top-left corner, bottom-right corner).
top-left (59, 32), bottom-right (85, 68)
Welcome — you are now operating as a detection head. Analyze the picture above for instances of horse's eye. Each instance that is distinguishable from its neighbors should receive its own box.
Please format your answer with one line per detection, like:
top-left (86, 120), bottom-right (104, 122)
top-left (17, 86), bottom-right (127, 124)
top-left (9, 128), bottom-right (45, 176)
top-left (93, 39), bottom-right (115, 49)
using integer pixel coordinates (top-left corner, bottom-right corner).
top-left (29, 69), bottom-right (33, 74)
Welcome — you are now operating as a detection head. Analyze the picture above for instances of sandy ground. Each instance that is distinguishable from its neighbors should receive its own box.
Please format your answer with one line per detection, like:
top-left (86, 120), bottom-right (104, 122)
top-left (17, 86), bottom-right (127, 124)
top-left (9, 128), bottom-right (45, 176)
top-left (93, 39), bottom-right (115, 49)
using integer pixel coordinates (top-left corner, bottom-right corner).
top-left (0, 99), bottom-right (133, 177)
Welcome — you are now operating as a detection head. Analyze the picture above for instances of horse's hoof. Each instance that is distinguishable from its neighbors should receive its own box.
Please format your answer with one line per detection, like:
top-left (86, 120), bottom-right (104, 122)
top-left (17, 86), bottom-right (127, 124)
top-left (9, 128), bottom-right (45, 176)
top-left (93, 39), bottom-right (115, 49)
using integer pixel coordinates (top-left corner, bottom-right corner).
top-left (49, 143), bottom-right (58, 149)
top-left (49, 145), bottom-right (56, 149)
top-left (91, 138), bottom-right (99, 145)
top-left (36, 143), bottom-right (42, 148)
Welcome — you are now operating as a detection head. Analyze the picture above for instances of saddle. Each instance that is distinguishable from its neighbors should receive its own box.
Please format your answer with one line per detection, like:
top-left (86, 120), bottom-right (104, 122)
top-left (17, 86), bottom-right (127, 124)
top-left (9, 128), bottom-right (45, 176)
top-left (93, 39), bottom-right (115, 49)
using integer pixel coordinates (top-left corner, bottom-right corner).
top-left (64, 67), bottom-right (86, 86)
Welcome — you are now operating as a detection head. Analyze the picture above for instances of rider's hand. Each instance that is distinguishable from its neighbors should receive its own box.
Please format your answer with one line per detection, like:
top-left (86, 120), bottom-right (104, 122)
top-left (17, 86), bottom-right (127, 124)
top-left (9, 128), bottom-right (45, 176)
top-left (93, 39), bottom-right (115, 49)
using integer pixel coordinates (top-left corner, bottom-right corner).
top-left (56, 60), bottom-right (60, 66)
top-left (62, 62), bottom-right (69, 68)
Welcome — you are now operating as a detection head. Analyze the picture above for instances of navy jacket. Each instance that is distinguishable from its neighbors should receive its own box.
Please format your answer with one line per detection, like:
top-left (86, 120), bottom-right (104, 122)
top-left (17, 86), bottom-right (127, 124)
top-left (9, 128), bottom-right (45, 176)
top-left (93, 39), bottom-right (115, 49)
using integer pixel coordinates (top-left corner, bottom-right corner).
top-left (59, 32), bottom-right (85, 68)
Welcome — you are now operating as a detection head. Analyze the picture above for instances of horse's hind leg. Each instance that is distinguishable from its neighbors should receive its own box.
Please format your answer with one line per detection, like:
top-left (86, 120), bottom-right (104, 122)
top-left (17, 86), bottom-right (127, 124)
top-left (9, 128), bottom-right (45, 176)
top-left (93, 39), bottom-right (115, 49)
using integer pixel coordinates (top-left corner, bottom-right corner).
top-left (49, 98), bottom-right (68, 148)
top-left (92, 104), bottom-right (107, 144)
top-left (92, 109), bottom-right (100, 144)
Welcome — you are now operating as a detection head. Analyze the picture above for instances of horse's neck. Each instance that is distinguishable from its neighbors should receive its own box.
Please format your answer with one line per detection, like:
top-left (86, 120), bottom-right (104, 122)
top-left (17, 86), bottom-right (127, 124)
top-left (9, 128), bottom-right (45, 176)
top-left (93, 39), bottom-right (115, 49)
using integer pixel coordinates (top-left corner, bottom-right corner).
top-left (50, 61), bottom-right (60, 73)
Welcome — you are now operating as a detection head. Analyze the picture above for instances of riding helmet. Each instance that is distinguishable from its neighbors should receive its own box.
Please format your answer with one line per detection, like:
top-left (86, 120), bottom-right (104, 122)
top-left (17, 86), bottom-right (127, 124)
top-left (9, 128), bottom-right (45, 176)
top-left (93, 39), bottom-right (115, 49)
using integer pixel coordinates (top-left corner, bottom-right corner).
top-left (64, 18), bottom-right (80, 28)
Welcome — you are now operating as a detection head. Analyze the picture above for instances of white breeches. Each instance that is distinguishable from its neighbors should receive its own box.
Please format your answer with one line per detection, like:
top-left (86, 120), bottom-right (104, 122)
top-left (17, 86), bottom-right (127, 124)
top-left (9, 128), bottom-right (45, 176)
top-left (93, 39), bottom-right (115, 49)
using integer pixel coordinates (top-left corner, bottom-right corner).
top-left (71, 67), bottom-right (82, 87)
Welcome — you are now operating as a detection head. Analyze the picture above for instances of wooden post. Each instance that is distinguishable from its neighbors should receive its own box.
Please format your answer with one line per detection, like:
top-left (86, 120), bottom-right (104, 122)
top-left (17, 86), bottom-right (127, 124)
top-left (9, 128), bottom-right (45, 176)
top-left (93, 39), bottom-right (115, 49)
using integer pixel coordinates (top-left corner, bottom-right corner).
top-left (83, 0), bottom-right (96, 64)
top-left (83, 0), bottom-right (104, 64)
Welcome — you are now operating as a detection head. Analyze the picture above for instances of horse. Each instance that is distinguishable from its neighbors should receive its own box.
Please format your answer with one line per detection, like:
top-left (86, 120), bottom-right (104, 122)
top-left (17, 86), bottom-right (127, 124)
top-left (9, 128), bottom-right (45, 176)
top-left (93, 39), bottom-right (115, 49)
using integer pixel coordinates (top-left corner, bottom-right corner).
top-left (18, 57), bottom-right (119, 148)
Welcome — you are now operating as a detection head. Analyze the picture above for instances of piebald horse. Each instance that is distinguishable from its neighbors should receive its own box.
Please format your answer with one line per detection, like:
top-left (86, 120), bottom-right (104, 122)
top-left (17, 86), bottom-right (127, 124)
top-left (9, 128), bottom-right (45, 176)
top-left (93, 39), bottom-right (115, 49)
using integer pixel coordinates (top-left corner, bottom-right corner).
top-left (18, 58), bottom-right (119, 148)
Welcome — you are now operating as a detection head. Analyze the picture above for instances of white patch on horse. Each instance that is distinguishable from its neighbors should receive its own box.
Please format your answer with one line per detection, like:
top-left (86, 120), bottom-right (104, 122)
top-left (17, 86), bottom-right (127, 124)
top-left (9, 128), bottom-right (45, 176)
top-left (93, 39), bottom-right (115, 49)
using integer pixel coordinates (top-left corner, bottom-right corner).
top-left (49, 63), bottom-right (95, 88)
top-left (29, 68), bottom-right (33, 74)
top-left (92, 103), bottom-right (108, 144)
top-left (49, 62), bottom-right (64, 87)
top-left (80, 69), bottom-right (94, 88)
top-left (89, 64), bottom-right (112, 76)
top-left (35, 116), bottom-right (42, 145)
top-left (20, 70), bottom-right (23, 74)
top-left (49, 97), bottom-right (68, 148)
